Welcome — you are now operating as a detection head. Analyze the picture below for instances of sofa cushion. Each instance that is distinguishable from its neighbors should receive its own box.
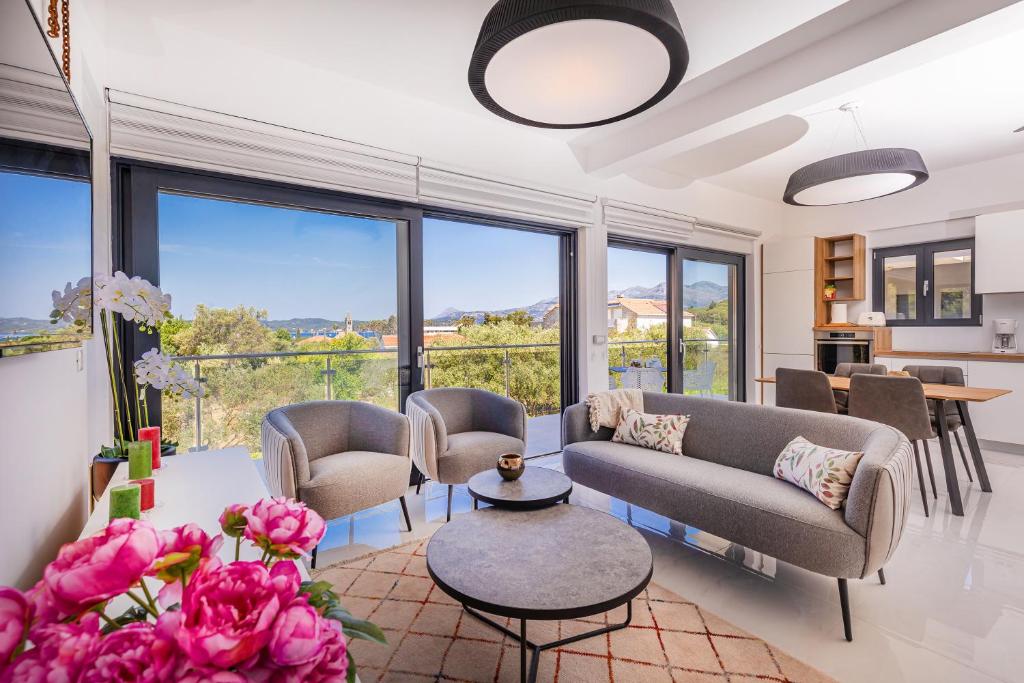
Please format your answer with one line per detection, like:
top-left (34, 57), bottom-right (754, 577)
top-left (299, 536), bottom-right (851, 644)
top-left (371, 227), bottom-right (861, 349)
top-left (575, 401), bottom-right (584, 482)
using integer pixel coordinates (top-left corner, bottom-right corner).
top-left (773, 437), bottom-right (863, 510)
top-left (438, 431), bottom-right (525, 484)
top-left (563, 440), bottom-right (866, 577)
top-left (612, 409), bottom-right (689, 455)
top-left (300, 450), bottom-right (411, 520)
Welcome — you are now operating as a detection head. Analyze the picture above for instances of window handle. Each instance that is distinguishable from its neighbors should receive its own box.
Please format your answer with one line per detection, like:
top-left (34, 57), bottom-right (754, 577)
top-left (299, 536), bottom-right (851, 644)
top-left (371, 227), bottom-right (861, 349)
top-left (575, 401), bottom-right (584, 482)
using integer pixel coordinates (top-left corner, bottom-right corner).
top-left (923, 279), bottom-right (929, 297)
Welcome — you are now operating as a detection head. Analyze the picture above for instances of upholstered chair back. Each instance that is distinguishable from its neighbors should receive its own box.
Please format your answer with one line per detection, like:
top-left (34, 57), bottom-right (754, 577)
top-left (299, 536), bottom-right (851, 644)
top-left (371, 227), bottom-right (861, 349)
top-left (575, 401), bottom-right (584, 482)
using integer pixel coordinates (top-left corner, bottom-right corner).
top-left (775, 368), bottom-right (838, 414)
top-left (847, 374), bottom-right (933, 441)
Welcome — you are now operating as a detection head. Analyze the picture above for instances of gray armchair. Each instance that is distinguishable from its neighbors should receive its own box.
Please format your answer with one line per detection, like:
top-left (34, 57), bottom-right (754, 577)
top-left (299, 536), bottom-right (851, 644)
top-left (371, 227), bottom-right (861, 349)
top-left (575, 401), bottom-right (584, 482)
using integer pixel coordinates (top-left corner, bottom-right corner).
top-left (261, 400), bottom-right (412, 566)
top-left (407, 388), bottom-right (526, 521)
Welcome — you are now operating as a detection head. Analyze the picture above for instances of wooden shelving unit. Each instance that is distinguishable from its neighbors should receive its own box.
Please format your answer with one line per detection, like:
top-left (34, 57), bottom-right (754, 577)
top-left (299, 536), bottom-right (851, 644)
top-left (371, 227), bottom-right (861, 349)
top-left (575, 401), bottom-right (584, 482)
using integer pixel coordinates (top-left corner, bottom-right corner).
top-left (814, 234), bottom-right (866, 326)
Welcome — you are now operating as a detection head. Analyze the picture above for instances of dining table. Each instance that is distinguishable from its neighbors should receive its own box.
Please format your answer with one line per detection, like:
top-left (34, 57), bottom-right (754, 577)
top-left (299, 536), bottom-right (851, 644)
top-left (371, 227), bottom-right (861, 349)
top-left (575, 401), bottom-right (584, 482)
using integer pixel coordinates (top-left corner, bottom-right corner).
top-left (755, 375), bottom-right (1011, 517)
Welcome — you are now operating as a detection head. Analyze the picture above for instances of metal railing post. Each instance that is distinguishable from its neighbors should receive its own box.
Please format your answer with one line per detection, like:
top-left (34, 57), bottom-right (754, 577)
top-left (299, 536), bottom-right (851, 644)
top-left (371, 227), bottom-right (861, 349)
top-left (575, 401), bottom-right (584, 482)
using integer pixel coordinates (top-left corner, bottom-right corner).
top-left (193, 360), bottom-right (203, 452)
top-left (323, 356), bottom-right (333, 400)
top-left (503, 348), bottom-right (511, 397)
top-left (620, 345), bottom-right (627, 367)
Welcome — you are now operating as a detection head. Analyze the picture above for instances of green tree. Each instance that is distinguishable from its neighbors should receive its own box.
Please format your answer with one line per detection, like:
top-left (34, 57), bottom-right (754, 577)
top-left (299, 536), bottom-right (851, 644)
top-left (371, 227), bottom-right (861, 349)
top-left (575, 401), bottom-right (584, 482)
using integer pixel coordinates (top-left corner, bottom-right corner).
top-left (456, 314), bottom-right (477, 330)
top-left (504, 309), bottom-right (533, 327)
top-left (170, 305), bottom-right (278, 356)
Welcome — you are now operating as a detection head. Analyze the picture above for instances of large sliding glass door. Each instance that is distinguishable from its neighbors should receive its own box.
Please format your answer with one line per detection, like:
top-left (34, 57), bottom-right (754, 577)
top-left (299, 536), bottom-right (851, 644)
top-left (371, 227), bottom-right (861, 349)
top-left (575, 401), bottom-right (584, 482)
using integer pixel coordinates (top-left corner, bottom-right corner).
top-left (677, 248), bottom-right (745, 400)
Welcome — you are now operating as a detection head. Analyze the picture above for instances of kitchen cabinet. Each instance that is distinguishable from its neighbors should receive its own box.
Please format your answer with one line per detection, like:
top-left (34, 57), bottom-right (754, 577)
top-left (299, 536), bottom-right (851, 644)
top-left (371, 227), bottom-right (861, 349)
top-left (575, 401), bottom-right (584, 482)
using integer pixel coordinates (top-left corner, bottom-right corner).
top-left (763, 237), bottom-right (814, 274)
top-left (976, 210), bottom-right (1024, 294)
top-left (967, 361), bottom-right (1024, 446)
top-left (763, 270), bottom-right (814, 355)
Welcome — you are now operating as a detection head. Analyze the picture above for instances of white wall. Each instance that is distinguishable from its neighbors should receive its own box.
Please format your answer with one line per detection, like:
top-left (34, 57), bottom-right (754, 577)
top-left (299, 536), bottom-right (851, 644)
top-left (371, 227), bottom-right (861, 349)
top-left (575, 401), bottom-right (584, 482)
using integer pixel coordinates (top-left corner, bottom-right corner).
top-left (0, 1), bottom-right (111, 589)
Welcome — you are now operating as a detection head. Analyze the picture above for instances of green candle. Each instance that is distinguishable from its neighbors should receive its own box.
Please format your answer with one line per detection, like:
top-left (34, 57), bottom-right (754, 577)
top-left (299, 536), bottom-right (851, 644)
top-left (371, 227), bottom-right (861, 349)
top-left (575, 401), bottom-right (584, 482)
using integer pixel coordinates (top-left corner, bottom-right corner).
top-left (127, 440), bottom-right (152, 480)
top-left (109, 483), bottom-right (141, 521)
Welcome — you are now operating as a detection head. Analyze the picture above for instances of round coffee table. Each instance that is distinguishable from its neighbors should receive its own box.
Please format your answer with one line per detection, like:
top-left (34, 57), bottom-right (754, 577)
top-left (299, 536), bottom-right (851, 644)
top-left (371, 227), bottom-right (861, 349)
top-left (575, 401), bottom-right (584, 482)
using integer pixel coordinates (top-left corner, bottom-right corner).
top-left (467, 467), bottom-right (572, 510)
top-left (426, 505), bottom-right (652, 683)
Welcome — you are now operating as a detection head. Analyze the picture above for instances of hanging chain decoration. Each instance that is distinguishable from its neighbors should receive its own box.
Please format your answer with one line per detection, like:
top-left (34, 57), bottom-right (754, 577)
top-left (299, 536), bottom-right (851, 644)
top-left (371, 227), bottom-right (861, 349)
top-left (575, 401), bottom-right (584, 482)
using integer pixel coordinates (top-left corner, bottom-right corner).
top-left (45, 0), bottom-right (71, 81)
top-left (46, 0), bottom-right (59, 37)
top-left (60, 0), bottom-right (71, 81)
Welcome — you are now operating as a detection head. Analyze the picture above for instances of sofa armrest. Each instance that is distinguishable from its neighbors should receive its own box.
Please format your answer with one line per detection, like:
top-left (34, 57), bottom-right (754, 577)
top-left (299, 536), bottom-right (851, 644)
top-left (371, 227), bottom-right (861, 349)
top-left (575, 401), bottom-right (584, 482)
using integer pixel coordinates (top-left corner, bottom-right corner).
top-left (261, 416), bottom-right (304, 499)
top-left (844, 426), bottom-right (913, 576)
top-left (561, 401), bottom-right (614, 447)
top-left (475, 391), bottom-right (527, 442)
top-left (350, 402), bottom-right (410, 457)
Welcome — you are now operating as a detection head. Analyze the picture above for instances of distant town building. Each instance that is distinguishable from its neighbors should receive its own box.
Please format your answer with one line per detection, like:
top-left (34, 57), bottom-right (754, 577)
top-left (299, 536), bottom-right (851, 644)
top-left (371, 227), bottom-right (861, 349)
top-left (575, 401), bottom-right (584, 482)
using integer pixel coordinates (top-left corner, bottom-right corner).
top-left (541, 297), bottom-right (693, 331)
top-left (381, 331), bottom-right (465, 349)
top-left (345, 312), bottom-right (353, 334)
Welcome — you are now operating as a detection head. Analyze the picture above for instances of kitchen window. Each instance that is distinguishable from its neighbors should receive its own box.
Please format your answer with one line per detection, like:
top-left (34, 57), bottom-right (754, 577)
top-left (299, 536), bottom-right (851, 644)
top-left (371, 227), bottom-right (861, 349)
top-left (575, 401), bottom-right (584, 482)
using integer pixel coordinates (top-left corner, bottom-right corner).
top-left (872, 238), bottom-right (982, 326)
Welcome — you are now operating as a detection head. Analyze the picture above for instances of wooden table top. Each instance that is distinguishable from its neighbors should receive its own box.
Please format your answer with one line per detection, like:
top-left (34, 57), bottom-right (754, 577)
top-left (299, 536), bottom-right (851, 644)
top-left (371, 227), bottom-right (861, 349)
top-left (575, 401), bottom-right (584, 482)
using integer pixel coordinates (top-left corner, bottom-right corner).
top-left (755, 375), bottom-right (1011, 402)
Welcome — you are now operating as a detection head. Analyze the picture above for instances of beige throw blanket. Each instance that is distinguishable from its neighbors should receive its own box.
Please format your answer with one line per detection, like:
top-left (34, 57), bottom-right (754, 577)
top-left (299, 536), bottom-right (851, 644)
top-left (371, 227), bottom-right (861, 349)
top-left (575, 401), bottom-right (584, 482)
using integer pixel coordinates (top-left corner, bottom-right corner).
top-left (586, 388), bottom-right (644, 432)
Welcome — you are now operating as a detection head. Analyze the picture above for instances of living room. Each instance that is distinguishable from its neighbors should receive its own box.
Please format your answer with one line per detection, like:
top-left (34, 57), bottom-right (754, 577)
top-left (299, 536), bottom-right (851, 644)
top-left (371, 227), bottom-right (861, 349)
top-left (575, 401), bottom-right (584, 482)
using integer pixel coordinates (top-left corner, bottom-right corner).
top-left (1, 1), bottom-right (1023, 682)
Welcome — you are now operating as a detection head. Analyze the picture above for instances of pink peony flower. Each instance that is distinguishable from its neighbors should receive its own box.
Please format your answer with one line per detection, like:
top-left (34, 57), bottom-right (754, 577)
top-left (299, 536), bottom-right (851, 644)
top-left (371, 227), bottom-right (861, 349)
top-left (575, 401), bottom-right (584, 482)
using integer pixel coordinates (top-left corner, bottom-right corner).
top-left (173, 559), bottom-right (300, 669)
top-left (40, 518), bottom-right (161, 619)
top-left (268, 618), bottom-right (349, 683)
top-left (153, 523), bottom-right (223, 584)
top-left (244, 498), bottom-right (325, 559)
top-left (0, 588), bottom-right (31, 665)
top-left (219, 504), bottom-right (249, 538)
top-left (267, 597), bottom-right (323, 667)
top-left (76, 621), bottom-right (178, 683)
top-left (1, 612), bottom-right (101, 683)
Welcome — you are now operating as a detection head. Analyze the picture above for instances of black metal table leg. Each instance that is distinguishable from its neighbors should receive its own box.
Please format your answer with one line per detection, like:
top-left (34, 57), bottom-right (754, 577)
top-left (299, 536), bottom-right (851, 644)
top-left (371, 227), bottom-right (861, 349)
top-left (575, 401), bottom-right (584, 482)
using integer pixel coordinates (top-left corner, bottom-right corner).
top-left (956, 401), bottom-right (992, 493)
top-left (934, 399), bottom-right (964, 516)
top-left (463, 601), bottom-right (634, 682)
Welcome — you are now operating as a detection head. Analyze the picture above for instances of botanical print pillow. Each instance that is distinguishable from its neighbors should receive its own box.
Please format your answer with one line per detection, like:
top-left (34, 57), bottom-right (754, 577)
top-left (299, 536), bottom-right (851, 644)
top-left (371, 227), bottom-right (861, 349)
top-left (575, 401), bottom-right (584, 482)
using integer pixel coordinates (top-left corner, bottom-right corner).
top-left (774, 436), bottom-right (864, 510)
top-left (612, 409), bottom-right (689, 455)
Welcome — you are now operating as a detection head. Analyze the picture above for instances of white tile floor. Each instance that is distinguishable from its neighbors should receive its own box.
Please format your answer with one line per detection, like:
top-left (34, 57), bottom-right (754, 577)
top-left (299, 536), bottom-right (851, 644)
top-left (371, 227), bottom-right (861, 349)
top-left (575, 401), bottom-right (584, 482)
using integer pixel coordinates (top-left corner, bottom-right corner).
top-left (308, 440), bottom-right (1024, 683)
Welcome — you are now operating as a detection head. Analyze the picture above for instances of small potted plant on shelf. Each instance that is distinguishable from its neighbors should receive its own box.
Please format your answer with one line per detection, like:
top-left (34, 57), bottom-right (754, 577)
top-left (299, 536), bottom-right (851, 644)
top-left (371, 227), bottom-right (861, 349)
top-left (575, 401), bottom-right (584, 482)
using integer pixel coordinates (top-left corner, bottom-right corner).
top-left (823, 283), bottom-right (837, 301)
top-left (52, 272), bottom-right (205, 498)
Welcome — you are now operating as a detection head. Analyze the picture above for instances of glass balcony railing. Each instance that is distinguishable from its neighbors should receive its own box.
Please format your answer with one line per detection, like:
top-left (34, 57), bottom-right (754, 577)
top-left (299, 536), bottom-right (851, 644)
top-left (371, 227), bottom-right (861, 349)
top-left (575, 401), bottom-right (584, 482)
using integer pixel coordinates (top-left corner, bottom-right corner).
top-left (607, 338), bottom-right (730, 398)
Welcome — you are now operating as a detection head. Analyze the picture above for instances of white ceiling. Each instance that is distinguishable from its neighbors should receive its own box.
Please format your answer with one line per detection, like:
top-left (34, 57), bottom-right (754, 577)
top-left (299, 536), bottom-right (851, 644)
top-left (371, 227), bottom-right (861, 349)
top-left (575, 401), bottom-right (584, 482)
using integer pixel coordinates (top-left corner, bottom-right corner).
top-left (705, 25), bottom-right (1024, 200)
top-left (94, 0), bottom-right (1024, 209)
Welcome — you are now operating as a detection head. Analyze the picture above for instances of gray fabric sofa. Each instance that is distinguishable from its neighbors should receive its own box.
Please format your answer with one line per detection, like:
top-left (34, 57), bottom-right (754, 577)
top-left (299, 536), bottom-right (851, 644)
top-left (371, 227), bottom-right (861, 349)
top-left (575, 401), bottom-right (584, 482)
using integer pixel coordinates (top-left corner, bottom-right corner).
top-left (262, 400), bottom-right (412, 566)
top-left (562, 392), bottom-right (913, 641)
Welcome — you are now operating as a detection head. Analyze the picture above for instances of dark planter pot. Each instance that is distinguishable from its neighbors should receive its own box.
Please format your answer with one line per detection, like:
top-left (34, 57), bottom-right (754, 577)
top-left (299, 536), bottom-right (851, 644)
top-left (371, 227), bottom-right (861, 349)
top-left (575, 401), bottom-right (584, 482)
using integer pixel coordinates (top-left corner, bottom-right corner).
top-left (160, 444), bottom-right (177, 457)
top-left (91, 456), bottom-right (124, 500)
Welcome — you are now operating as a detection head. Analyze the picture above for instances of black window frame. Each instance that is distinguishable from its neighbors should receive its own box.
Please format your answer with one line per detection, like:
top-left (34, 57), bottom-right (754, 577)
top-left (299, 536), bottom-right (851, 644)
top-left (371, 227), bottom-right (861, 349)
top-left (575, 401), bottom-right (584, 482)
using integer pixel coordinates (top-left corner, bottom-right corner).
top-left (111, 158), bottom-right (578, 437)
top-left (872, 237), bottom-right (982, 327)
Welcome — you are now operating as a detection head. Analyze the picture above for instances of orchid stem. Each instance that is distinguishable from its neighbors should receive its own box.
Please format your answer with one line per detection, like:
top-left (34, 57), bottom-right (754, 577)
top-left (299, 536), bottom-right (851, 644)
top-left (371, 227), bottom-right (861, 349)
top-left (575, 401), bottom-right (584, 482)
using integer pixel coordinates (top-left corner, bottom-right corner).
top-left (125, 589), bottom-right (159, 618)
top-left (100, 312), bottom-right (125, 448)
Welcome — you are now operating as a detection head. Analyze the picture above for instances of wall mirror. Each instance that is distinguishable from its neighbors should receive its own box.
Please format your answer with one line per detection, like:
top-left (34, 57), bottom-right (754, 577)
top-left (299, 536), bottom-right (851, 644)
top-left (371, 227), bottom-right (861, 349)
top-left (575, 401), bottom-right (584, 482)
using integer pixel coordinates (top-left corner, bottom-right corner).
top-left (0, 0), bottom-right (92, 357)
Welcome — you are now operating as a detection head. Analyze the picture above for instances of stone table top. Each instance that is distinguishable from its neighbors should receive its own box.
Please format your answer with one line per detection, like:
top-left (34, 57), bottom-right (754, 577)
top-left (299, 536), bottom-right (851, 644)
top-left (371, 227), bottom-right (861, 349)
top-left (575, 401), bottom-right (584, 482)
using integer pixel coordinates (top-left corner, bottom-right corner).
top-left (426, 505), bottom-right (653, 620)
top-left (467, 467), bottom-right (573, 509)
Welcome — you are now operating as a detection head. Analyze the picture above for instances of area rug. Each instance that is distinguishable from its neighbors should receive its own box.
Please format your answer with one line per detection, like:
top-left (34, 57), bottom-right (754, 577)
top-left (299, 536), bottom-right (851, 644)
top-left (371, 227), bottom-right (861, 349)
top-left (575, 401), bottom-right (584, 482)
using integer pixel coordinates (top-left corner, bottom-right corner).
top-left (312, 540), bottom-right (835, 683)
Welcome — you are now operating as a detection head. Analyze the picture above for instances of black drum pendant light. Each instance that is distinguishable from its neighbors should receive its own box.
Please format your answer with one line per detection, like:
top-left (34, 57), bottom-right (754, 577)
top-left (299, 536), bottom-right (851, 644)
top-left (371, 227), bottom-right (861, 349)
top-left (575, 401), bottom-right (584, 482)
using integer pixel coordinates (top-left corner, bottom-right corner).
top-left (784, 103), bottom-right (929, 206)
top-left (469, 0), bottom-right (688, 129)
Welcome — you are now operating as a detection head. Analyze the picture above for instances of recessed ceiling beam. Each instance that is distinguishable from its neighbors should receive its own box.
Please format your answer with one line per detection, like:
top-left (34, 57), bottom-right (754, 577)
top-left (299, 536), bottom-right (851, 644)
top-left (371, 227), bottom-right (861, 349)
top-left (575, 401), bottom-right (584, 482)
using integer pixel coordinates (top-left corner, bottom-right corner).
top-left (570, 0), bottom-right (1023, 179)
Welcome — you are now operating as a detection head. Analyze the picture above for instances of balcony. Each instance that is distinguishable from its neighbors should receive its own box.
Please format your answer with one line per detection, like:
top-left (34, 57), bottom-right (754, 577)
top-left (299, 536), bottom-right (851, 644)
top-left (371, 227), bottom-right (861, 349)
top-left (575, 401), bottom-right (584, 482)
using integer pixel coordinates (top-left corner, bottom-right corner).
top-left (608, 338), bottom-right (731, 398)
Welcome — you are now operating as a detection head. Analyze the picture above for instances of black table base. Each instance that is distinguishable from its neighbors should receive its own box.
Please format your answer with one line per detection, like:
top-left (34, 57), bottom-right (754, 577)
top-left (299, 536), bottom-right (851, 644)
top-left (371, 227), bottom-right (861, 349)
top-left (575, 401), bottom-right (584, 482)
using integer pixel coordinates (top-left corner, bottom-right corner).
top-left (935, 399), bottom-right (994, 516)
top-left (462, 602), bottom-right (634, 683)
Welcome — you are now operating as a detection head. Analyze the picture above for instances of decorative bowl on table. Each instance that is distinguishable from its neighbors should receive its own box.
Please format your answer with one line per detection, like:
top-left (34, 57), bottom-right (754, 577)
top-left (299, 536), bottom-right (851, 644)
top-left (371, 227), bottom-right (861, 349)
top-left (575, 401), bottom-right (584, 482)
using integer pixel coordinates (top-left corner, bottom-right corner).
top-left (496, 453), bottom-right (525, 481)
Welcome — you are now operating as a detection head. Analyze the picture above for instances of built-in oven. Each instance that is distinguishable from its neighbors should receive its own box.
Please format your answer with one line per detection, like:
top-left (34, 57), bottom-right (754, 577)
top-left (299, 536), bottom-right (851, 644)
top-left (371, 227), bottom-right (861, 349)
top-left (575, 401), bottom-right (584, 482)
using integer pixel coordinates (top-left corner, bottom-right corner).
top-left (814, 330), bottom-right (873, 374)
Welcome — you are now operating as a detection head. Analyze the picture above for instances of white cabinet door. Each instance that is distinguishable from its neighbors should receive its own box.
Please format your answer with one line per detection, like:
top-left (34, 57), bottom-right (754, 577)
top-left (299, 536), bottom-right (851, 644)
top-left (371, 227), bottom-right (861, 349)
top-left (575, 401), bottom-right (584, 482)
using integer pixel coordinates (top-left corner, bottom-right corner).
top-left (761, 353), bottom-right (814, 406)
top-left (966, 361), bottom-right (1024, 445)
top-left (763, 237), bottom-right (814, 274)
top-left (976, 211), bottom-right (1024, 294)
top-left (763, 270), bottom-right (814, 355)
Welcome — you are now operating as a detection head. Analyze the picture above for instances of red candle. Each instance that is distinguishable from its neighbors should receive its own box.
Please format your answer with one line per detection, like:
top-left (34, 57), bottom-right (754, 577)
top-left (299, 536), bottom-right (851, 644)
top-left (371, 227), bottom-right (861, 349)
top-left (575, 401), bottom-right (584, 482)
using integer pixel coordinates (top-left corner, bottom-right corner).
top-left (138, 426), bottom-right (161, 470)
top-left (136, 478), bottom-right (155, 511)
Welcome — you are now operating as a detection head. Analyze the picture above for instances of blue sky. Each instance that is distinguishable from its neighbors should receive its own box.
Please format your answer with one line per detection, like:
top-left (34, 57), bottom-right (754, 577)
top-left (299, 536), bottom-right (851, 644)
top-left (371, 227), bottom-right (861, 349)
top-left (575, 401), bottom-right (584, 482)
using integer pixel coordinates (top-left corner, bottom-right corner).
top-left (608, 245), bottom-right (730, 291)
top-left (0, 171), bottom-right (91, 319)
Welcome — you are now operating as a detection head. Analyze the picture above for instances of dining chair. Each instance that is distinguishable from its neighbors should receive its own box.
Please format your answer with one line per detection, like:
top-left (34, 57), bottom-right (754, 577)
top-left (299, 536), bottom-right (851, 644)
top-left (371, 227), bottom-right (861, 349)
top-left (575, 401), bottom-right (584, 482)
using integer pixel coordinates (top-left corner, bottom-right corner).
top-left (902, 365), bottom-right (974, 484)
top-left (833, 363), bottom-right (887, 414)
top-left (847, 374), bottom-right (933, 516)
top-left (775, 368), bottom-right (837, 413)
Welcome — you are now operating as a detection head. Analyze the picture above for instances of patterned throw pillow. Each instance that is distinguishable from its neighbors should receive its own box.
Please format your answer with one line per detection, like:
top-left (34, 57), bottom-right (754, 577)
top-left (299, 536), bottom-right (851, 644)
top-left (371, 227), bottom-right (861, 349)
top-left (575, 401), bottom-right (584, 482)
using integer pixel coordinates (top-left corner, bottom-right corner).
top-left (612, 409), bottom-right (689, 455)
top-left (773, 436), bottom-right (864, 510)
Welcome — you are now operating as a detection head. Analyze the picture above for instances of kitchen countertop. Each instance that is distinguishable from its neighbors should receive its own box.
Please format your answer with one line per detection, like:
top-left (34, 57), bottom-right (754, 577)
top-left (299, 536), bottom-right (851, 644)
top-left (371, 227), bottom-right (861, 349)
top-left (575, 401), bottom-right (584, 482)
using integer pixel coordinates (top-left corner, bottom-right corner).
top-left (876, 350), bottom-right (1024, 363)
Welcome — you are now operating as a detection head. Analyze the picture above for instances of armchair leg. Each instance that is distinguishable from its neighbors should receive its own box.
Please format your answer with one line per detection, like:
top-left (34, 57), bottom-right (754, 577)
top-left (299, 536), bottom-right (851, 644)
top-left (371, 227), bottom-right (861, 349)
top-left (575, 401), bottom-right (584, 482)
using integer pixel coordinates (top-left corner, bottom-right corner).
top-left (911, 441), bottom-right (930, 517)
top-left (921, 440), bottom-right (938, 499)
top-left (446, 485), bottom-right (453, 523)
top-left (953, 431), bottom-right (973, 483)
top-left (399, 496), bottom-right (412, 532)
top-left (415, 470), bottom-right (425, 495)
top-left (838, 578), bottom-right (852, 642)
top-left (310, 544), bottom-right (318, 570)
top-left (877, 568), bottom-right (886, 585)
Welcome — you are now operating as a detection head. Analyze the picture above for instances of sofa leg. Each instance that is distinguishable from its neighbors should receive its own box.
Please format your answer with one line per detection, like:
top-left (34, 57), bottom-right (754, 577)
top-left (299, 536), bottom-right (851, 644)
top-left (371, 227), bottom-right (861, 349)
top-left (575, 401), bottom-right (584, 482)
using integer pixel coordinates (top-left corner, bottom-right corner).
top-left (921, 440), bottom-right (938, 499)
top-left (310, 544), bottom-right (318, 570)
top-left (399, 496), bottom-right (412, 532)
top-left (446, 485), bottom-right (453, 523)
top-left (838, 578), bottom-right (852, 642)
top-left (877, 568), bottom-right (886, 585)
top-left (911, 441), bottom-right (930, 517)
